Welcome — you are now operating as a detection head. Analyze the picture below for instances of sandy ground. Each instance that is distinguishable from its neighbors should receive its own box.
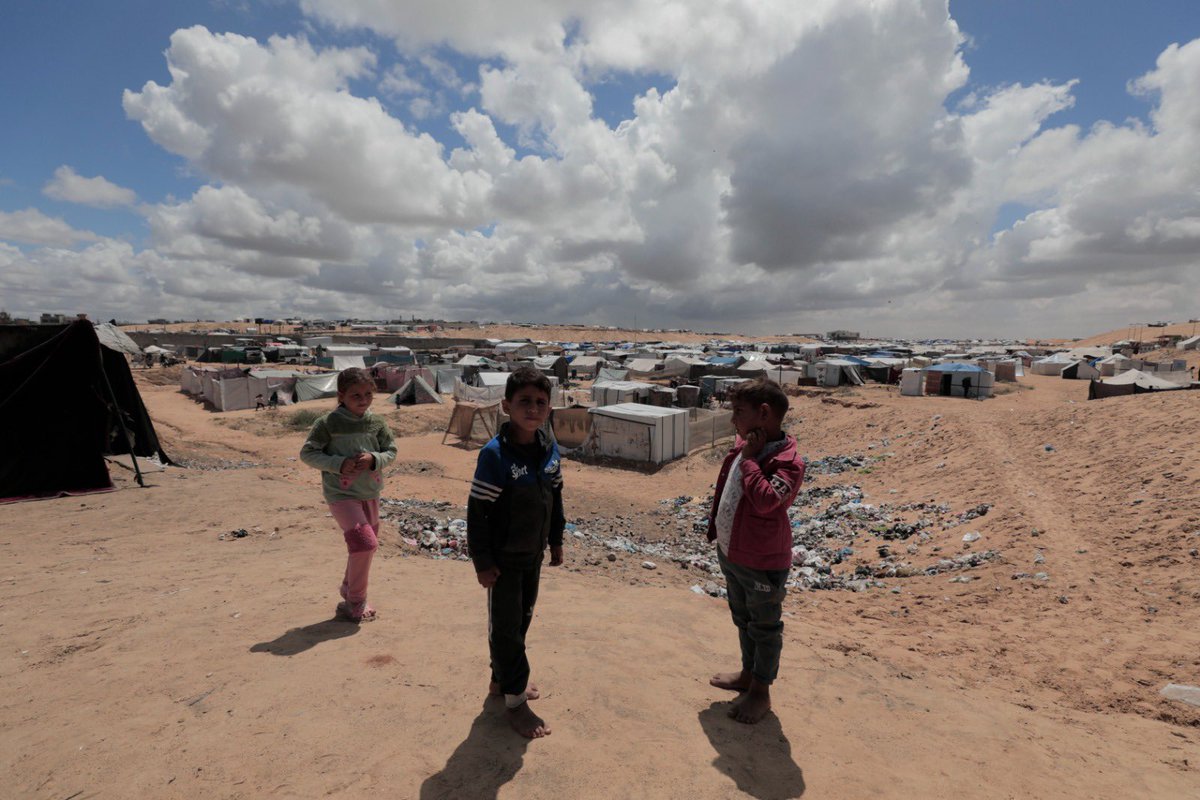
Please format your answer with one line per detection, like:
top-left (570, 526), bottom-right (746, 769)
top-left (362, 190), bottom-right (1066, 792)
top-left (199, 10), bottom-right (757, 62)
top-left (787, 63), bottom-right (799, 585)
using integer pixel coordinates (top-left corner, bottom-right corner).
top-left (3, 371), bottom-right (1199, 799)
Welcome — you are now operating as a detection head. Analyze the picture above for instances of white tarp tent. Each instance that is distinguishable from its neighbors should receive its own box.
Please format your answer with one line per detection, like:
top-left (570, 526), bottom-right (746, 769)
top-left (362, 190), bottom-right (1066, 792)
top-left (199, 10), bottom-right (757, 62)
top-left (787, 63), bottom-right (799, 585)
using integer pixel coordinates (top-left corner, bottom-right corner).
top-left (1106, 369), bottom-right (1186, 390)
top-left (900, 368), bottom-right (923, 396)
top-left (591, 380), bottom-right (654, 405)
top-left (813, 360), bottom-right (865, 387)
top-left (587, 403), bottom-right (690, 464)
top-left (294, 372), bottom-right (340, 402)
top-left (1030, 353), bottom-right (1075, 375)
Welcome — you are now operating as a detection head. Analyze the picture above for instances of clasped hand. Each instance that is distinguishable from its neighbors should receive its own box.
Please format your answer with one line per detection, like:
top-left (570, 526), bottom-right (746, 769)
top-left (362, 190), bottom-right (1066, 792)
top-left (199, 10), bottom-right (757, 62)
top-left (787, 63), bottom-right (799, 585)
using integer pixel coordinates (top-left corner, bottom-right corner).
top-left (339, 452), bottom-right (374, 477)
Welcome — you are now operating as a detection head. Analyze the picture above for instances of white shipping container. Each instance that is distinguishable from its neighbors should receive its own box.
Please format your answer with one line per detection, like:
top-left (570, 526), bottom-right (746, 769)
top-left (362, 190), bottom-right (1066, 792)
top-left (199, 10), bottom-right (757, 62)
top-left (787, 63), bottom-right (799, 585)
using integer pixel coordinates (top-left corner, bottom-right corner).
top-left (587, 403), bottom-right (690, 464)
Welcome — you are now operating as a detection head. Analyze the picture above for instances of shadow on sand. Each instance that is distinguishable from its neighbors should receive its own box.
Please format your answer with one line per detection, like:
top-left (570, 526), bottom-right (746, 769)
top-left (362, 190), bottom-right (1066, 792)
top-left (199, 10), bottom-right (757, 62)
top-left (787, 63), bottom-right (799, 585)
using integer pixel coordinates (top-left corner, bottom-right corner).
top-left (249, 616), bottom-right (360, 656)
top-left (698, 700), bottom-right (805, 799)
top-left (420, 698), bottom-right (531, 799)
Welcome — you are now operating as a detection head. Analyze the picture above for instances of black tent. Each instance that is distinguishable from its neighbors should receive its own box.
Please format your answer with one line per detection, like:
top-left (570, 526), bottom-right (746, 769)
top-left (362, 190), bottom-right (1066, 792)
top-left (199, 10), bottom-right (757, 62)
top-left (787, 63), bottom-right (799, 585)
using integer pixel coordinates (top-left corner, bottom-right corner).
top-left (0, 321), bottom-right (171, 502)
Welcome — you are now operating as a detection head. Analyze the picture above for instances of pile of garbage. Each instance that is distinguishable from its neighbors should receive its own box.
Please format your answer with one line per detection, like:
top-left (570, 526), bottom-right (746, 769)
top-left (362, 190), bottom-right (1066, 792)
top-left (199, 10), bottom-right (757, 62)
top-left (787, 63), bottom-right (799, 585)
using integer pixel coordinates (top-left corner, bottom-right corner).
top-left (380, 497), bottom-right (471, 560)
top-left (379, 454), bottom-right (1003, 596)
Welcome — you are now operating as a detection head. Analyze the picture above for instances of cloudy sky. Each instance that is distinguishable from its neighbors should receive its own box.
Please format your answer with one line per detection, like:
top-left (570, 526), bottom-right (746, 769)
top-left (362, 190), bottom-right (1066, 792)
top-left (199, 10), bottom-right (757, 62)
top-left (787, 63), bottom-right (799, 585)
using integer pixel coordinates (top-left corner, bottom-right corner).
top-left (2, 0), bottom-right (1199, 338)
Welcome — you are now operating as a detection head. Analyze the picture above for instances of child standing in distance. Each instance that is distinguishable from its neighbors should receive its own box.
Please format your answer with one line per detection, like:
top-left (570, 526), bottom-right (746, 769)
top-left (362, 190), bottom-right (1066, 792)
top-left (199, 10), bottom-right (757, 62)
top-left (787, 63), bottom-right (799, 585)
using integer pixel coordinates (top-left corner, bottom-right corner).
top-left (300, 368), bottom-right (397, 623)
top-left (706, 378), bottom-right (805, 724)
top-left (467, 367), bottom-right (565, 739)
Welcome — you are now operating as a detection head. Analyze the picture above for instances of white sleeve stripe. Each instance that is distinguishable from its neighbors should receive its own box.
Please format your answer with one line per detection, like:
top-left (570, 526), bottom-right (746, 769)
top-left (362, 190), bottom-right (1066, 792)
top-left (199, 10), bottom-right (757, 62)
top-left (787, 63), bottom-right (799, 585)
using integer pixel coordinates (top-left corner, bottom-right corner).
top-left (470, 482), bottom-right (501, 496)
top-left (472, 478), bottom-right (503, 492)
top-left (469, 490), bottom-right (498, 502)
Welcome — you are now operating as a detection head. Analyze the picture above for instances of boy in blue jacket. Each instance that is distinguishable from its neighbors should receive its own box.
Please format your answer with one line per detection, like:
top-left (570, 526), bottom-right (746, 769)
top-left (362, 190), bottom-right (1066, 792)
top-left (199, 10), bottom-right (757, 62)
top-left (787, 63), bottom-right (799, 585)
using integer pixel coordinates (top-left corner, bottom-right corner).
top-left (467, 367), bottom-right (564, 738)
top-left (707, 378), bottom-right (805, 724)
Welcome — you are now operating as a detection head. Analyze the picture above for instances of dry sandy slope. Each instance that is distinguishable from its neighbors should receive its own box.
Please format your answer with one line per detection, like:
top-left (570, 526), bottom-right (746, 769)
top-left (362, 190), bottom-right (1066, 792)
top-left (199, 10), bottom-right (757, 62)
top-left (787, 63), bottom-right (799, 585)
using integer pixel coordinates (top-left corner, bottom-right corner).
top-left (2, 374), bottom-right (1198, 799)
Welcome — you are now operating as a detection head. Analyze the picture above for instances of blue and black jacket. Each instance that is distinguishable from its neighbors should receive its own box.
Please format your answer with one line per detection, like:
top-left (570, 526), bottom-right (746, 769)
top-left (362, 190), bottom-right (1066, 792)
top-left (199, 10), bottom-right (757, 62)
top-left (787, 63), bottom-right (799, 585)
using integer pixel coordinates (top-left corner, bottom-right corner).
top-left (467, 423), bottom-right (565, 572)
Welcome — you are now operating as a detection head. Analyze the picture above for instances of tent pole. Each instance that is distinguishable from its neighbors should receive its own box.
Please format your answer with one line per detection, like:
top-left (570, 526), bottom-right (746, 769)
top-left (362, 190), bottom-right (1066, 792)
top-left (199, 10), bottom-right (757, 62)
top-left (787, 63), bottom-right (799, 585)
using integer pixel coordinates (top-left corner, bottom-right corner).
top-left (98, 345), bottom-right (145, 488)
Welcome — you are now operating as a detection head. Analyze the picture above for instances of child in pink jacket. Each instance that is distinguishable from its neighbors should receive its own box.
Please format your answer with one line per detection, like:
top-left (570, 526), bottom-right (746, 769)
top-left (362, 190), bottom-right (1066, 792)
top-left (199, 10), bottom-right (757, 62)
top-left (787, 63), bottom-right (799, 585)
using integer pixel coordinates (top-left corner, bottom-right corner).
top-left (706, 378), bottom-right (805, 724)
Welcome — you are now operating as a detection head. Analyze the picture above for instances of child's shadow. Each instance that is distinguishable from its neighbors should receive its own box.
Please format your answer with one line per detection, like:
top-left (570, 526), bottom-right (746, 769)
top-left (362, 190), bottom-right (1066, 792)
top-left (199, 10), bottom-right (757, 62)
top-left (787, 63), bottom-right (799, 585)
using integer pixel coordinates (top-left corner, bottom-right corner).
top-left (419, 699), bottom-right (530, 799)
top-left (698, 701), bottom-right (806, 799)
top-left (249, 618), bottom-right (360, 656)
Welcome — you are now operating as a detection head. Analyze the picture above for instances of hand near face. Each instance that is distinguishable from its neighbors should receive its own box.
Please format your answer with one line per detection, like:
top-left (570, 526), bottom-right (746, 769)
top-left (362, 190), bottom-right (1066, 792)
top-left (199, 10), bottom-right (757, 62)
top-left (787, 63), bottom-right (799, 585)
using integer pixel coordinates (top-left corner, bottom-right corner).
top-left (742, 427), bottom-right (766, 458)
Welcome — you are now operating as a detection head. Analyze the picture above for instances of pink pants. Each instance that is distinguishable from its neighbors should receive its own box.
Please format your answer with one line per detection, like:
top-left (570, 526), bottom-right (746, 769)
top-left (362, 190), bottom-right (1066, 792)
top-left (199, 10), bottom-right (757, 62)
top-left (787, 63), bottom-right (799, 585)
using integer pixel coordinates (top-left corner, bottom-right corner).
top-left (328, 498), bottom-right (380, 605)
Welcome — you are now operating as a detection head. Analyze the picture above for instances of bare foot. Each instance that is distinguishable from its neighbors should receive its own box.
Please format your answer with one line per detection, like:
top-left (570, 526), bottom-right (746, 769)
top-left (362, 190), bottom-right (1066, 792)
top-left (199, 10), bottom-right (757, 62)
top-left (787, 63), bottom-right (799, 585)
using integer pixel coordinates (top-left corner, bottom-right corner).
top-left (507, 702), bottom-right (551, 738)
top-left (710, 669), bottom-right (752, 691)
top-left (729, 685), bottom-right (772, 724)
top-left (489, 681), bottom-right (540, 700)
top-left (335, 601), bottom-right (376, 623)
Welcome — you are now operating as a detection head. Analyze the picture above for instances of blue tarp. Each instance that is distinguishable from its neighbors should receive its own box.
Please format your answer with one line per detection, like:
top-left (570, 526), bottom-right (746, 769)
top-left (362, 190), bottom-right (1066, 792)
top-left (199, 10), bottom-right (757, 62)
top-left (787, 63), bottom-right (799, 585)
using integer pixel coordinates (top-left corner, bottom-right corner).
top-left (842, 355), bottom-right (871, 366)
top-left (930, 362), bottom-right (986, 373)
top-left (707, 356), bottom-right (739, 365)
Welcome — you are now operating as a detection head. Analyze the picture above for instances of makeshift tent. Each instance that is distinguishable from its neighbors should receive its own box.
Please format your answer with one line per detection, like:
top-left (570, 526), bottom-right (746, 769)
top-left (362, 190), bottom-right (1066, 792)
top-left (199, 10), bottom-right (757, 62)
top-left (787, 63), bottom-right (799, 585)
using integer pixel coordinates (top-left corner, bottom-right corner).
top-left (375, 346), bottom-right (414, 365)
top-left (1060, 360), bottom-right (1100, 380)
top-left (1, 321), bottom-right (171, 502)
top-left (530, 354), bottom-right (568, 383)
top-left (391, 375), bottom-right (443, 405)
top-left (900, 368), bottom-right (924, 396)
top-left (595, 366), bottom-right (629, 382)
top-left (591, 380), bottom-right (655, 405)
top-left (568, 355), bottom-right (606, 379)
top-left (922, 363), bottom-right (994, 398)
top-left (454, 378), bottom-right (505, 404)
top-left (431, 366), bottom-right (463, 394)
top-left (1029, 353), bottom-right (1074, 375)
top-left (1097, 354), bottom-right (1133, 377)
top-left (455, 354), bottom-right (502, 369)
top-left (1180, 335), bottom-right (1200, 351)
top-left (442, 401), bottom-right (499, 446)
top-left (812, 360), bottom-right (866, 387)
top-left (476, 371), bottom-right (511, 388)
top-left (1104, 369), bottom-right (1185, 390)
top-left (586, 403), bottom-right (690, 464)
top-left (294, 372), bottom-right (340, 402)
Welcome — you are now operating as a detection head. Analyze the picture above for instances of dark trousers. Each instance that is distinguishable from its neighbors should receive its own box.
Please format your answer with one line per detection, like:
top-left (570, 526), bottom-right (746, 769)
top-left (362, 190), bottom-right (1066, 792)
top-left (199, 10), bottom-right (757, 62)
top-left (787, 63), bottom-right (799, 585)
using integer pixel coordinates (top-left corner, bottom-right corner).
top-left (488, 562), bottom-right (541, 696)
top-left (718, 548), bottom-right (789, 685)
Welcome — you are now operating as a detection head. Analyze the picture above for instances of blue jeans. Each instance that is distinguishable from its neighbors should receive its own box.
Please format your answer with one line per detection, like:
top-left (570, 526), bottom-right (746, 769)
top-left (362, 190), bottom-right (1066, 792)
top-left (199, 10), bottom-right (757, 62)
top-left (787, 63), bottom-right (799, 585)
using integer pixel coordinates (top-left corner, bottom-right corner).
top-left (718, 548), bottom-right (789, 685)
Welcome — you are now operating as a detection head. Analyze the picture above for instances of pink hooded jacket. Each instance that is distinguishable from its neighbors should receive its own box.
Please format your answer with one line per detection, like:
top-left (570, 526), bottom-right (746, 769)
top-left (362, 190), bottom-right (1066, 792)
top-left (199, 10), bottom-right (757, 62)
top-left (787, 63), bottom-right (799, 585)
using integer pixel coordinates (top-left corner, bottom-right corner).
top-left (707, 434), bottom-right (805, 571)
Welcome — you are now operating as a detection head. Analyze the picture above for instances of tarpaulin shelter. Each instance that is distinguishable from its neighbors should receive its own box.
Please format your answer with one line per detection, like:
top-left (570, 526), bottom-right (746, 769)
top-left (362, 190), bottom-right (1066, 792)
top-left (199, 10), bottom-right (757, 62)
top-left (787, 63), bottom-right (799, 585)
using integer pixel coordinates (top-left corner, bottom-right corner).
top-left (1060, 360), bottom-right (1100, 380)
top-left (0, 321), bottom-right (170, 502)
top-left (1088, 369), bottom-right (1186, 400)
top-left (442, 401), bottom-right (498, 446)
top-left (391, 375), bottom-right (443, 405)
top-left (294, 372), bottom-right (340, 402)
top-left (591, 380), bottom-right (655, 405)
top-left (922, 362), bottom-right (994, 398)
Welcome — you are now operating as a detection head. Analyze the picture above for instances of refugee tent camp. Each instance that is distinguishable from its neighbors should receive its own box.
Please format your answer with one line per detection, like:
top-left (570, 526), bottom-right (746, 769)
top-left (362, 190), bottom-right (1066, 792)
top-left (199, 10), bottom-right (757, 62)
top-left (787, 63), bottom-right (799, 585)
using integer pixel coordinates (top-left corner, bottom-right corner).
top-left (0, 320), bottom-right (171, 502)
top-left (1179, 335), bottom-right (1200, 351)
top-left (586, 403), bottom-right (690, 464)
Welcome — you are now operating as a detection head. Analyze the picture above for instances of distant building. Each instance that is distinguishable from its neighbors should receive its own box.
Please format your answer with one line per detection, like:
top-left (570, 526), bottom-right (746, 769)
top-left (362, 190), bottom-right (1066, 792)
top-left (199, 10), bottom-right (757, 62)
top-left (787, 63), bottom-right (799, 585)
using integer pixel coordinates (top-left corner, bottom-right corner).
top-left (827, 329), bottom-right (860, 341)
top-left (40, 312), bottom-right (70, 325)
